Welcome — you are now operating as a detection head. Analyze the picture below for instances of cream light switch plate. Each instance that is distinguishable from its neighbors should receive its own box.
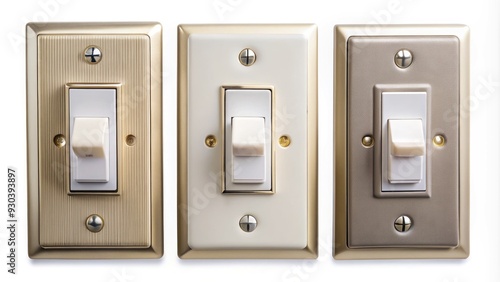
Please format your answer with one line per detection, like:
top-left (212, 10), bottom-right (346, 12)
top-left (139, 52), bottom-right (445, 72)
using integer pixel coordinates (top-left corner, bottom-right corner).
top-left (334, 25), bottom-right (469, 259)
top-left (178, 24), bottom-right (318, 259)
top-left (26, 22), bottom-right (163, 259)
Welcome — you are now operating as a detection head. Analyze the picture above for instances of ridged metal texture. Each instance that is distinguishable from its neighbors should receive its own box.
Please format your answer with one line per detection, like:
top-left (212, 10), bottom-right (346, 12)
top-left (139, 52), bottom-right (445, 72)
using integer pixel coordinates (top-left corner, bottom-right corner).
top-left (38, 35), bottom-right (151, 247)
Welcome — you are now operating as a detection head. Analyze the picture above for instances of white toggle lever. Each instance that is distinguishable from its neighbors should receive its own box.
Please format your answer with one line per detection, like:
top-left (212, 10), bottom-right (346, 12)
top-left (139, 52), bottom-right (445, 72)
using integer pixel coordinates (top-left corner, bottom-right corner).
top-left (71, 117), bottom-right (109, 182)
top-left (388, 119), bottom-right (425, 184)
top-left (231, 117), bottom-right (266, 183)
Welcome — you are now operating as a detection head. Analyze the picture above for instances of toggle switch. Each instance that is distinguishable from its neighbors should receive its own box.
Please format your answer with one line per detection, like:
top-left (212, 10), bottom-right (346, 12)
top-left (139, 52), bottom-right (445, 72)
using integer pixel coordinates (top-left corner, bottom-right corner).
top-left (388, 119), bottom-right (425, 184)
top-left (381, 91), bottom-right (426, 192)
top-left (71, 117), bottom-right (109, 182)
top-left (69, 88), bottom-right (117, 192)
top-left (231, 117), bottom-right (266, 183)
top-left (224, 88), bottom-right (271, 191)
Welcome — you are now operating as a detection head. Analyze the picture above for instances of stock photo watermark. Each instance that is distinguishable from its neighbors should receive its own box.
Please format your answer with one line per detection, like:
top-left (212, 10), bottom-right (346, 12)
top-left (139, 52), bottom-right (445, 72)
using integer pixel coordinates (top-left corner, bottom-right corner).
top-left (8, 0), bottom-right (70, 53)
top-left (212, 0), bottom-right (244, 20)
top-left (108, 268), bottom-right (135, 282)
top-left (6, 167), bottom-right (17, 275)
top-left (281, 238), bottom-right (331, 282)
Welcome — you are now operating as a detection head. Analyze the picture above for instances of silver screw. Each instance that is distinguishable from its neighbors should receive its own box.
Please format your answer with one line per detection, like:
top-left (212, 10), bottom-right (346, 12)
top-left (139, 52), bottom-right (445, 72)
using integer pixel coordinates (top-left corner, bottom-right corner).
top-left (394, 215), bottom-right (412, 232)
top-left (394, 49), bottom-right (413, 68)
top-left (238, 48), bottom-right (256, 66)
top-left (239, 214), bottom-right (257, 232)
top-left (84, 46), bottom-right (102, 64)
top-left (86, 214), bottom-right (104, 232)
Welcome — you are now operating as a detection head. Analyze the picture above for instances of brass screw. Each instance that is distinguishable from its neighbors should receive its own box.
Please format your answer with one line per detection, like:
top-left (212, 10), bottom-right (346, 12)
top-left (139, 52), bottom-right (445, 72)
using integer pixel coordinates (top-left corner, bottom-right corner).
top-left (279, 135), bottom-right (291, 147)
top-left (53, 134), bottom-right (66, 147)
top-left (126, 134), bottom-right (136, 146)
top-left (433, 134), bottom-right (446, 147)
top-left (361, 135), bottom-right (374, 148)
top-left (205, 135), bottom-right (217, 148)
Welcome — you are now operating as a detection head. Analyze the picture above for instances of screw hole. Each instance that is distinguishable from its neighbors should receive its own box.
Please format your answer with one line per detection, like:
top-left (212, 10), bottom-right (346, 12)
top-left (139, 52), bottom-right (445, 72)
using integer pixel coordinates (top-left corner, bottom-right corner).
top-left (433, 134), bottom-right (446, 147)
top-left (361, 135), bottom-right (374, 148)
top-left (126, 135), bottom-right (136, 146)
top-left (205, 135), bottom-right (217, 148)
top-left (53, 134), bottom-right (66, 148)
top-left (279, 135), bottom-right (291, 148)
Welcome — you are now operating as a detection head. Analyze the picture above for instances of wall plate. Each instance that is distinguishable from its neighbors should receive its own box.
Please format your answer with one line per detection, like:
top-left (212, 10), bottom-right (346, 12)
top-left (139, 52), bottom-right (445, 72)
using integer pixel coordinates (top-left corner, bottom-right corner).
top-left (178, 24), bottom-right (318, 259)
top-left (334, 25), bottom-right (469, 259)
top-left (26, 22), bottom-right (163, 258)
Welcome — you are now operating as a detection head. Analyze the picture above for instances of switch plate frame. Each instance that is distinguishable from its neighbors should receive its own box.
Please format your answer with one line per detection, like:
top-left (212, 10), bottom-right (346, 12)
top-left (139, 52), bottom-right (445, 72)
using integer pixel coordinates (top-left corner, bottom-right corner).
top-left (26, 22), bottom-right (163, 259)
top-left (178, 24), bottom-right (318, 259)
top-left (334, 25), bottom-right (469, 259)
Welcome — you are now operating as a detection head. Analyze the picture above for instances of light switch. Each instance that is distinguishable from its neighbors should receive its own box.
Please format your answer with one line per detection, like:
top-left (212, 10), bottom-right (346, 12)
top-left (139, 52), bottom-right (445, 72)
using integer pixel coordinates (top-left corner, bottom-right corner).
top-left (225, 89), bottom-right (271, 190)
top-left (178, 24), bottom-right (317, 259)
top-left (381, 91), bottom-right (426, 191)
top-left (388, 119), bottom-right (425, 184)
top-left (69, 88), bottom-right (116, 191)
top-left (334, 25), bottom-right (469, 260)
top-left (26, 22), bottom-right (163, 259)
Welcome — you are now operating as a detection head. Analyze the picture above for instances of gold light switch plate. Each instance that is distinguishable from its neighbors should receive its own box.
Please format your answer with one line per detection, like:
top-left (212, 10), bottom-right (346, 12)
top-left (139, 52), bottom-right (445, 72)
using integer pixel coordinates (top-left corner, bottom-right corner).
top-left (26, 22), bottom-right (163, 258)
top-left (334, 25), bottom-right (470, 259)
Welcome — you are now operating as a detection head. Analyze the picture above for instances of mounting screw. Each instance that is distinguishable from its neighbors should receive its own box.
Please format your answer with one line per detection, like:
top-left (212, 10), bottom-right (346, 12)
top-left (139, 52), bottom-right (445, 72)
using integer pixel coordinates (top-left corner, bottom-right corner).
top-left (84, 46), bottom-right (102, 64)
top-left (433, 134), bottom-right (446, 147)
top-left (86, 214), bottom-right (104, 233)
top-left (238, 48), bottom-right (256, 66)
top-left (239, 214), bottom-right (257, 232)
top-left (205, 135), bottom-right (217, 148)
top-left (53, 134), bottom-right (66, 148)
top-left (361, 135), bottom-right (374, 148)
top-left (394, 49), bottom-right (413, 68)
top-left (279, 135), bottom-right (291, 148)
top-left (394, 215), bottom-right (412, 233)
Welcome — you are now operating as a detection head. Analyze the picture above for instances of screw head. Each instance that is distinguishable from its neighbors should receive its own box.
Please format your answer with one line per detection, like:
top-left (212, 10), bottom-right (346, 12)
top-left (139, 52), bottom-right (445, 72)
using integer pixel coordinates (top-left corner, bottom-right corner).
top-left (84, 46), bottom-right (102, 64)
top-left (433, 134), bottom-right (446, 147)
top-left (238, 48), bottom-right (256, 66)
top-left (394, 49), bottom-right (413, 68)
top-left (239, 214), bottom-right (257, 232)
top-left (394, 215), bottom-right (412, 233)
top-left (279, 135), bottom-right (291, 148)
top-left (53, 134), bottom-right (66, 148)
top-left (205, 135), bottom-right (217, 148)
top-left (361, 135), bottom-right (374, 148)
top-left (86, 214), bottom-right (104, 233)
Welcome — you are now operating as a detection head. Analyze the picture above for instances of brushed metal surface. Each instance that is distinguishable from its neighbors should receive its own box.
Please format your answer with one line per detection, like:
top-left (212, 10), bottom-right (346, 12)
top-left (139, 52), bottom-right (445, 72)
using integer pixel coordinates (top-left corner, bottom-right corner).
top-left (38, 34), bottom-right (151, 248)
top-left (334, 25), bottom-right (470, 259)
top-left (348, 37), bottom-right (459, 247)
top-left (27, 22), bottom-right (163, 258)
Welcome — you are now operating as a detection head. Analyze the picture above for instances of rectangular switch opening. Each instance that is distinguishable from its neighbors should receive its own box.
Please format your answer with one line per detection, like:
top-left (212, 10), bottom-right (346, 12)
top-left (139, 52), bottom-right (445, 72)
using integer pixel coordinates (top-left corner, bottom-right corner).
top-left (221, 86), bottom-right (275, 194)
top-left (373, 85), bottom-right (431, 198)
top-left (67, 84), bottom-right (120, 193)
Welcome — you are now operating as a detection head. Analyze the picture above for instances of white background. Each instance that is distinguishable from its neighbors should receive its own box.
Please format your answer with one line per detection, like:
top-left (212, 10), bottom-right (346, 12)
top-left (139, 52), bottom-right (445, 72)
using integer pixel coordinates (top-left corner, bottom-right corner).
top-left (1, 0), bottom-right (499, 281)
